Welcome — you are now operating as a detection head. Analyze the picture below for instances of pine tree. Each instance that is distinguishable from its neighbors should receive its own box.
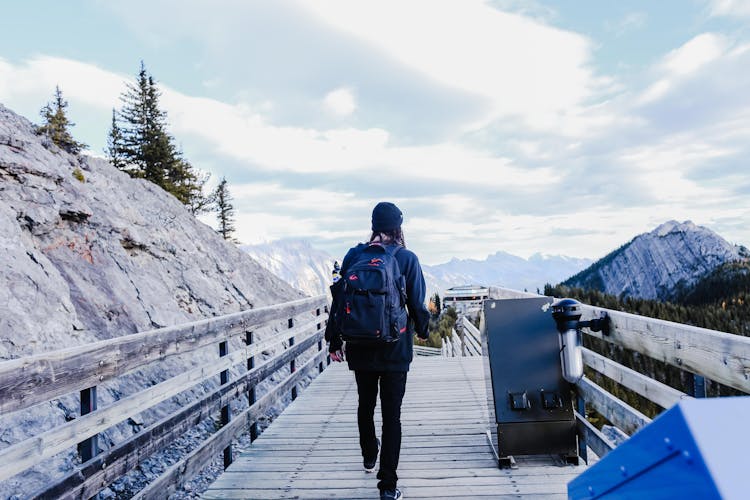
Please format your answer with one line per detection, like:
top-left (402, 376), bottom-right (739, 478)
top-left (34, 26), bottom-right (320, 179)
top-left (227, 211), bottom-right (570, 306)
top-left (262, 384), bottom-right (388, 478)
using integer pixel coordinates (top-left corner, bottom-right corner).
top-left (37, 86), bottom-right (87, 154)
top-left (214, 177), bottom-right (237, 242)
top-left (112, 62), bottom-right (209, 209)
top-left (105, 108), bottom-right (126, 171)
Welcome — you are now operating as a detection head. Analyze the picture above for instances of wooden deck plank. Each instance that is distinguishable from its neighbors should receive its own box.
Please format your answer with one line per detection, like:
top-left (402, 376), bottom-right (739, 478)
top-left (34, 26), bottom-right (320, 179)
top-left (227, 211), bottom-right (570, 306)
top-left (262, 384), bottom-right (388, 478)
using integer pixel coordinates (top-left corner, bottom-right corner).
top-left (202, 358), bottom-right (586, 499)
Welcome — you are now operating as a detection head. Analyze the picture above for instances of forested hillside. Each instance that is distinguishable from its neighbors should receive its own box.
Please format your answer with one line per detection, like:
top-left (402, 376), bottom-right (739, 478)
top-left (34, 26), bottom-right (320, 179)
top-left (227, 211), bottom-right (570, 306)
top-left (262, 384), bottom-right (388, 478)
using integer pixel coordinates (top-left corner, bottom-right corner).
top-left (547, 260), bottom-right (750, 337)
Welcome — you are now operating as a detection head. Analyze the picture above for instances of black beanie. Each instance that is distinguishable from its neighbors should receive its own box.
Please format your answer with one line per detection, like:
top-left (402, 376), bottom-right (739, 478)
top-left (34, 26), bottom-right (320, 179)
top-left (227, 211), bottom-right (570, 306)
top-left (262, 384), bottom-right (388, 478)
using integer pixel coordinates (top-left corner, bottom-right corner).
top-left (371, 202), bottom-right (403, 232)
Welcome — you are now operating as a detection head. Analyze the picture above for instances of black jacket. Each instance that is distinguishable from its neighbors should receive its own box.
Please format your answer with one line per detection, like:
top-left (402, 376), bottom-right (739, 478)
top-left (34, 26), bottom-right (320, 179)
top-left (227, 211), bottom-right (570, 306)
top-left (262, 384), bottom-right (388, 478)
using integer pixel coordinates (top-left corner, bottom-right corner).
top-left (325, 243), bottom-right (430, 372)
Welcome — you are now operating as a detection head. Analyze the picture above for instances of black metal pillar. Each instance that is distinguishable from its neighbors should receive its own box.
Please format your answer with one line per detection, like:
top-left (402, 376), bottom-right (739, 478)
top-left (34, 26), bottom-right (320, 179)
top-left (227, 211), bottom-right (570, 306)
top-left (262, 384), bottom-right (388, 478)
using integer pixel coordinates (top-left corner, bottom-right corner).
top-left (219, 339), bottom-right (232, 468)
top-left (245, 331), bottom-right (258, 442)
top-left (78, 386), bottom-right (98, 462)
top-left (690, 373), bottom-right (707, 398)
top-left (289, 318), bottom-right (297, 400)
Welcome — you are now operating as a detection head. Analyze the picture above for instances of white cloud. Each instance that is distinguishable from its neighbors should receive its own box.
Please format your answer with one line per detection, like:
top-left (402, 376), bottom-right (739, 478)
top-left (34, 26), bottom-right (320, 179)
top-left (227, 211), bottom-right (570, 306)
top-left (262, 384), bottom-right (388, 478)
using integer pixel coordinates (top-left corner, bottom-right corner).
top-left (3, 4), bottom-right (750, 265)
top-left (638, 33), bottom-right (728, 104)
top-left (159, 80), bottom-right (553, 188)
top-left (0, 56), bottom-right (124, 110)
top-left (301, 0), bottom-right (607, 134)
top-left (0, 56), bottom-right (551, 190)
top-left (663, 33), bottom-right (727, 76)
top-left (605, 11), bottom-right (647, 37)
top-left (323, 87), bottom-right (356, 116)
top-left (709, 0), bottom-right (750, 18)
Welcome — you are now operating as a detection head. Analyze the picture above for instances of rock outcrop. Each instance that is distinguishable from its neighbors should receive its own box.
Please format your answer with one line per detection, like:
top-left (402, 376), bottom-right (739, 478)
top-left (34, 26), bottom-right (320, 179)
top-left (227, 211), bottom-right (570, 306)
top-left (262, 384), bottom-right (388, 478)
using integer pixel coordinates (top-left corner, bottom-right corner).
top-left (0, 103), bottom-right (302, 497)
top-left (563, 220), bottom-right (746, 301)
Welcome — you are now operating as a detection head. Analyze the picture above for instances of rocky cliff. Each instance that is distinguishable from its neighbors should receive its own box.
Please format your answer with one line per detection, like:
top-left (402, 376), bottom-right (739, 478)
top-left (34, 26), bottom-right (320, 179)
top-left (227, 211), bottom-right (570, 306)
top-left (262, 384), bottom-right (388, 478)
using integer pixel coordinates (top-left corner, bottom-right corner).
top-left (563, 220), bottom-right (747, 301)
top-left (0, 103), bottom-right (302, 497)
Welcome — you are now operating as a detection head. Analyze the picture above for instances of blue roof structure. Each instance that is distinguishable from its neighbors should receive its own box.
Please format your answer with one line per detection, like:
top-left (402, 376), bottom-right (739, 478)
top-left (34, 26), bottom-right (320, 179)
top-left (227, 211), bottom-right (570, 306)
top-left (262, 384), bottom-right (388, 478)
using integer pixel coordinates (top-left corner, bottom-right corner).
top-left (569, 396), bottom-right (750, 499)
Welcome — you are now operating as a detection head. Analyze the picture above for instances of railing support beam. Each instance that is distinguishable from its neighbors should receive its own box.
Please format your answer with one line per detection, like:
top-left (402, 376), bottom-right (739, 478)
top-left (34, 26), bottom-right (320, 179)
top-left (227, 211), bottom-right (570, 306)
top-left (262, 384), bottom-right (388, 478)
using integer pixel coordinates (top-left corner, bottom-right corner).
top-left (289, 318), bottom-right (297, 400)
top-left (246, 331), bottom-right (259, 442)
top-left (219, 339), bottom-right (232, 468)
top-left (576, 394), bottom-right (588, 464)
top-left (78, 386), bottom-right (98, 462)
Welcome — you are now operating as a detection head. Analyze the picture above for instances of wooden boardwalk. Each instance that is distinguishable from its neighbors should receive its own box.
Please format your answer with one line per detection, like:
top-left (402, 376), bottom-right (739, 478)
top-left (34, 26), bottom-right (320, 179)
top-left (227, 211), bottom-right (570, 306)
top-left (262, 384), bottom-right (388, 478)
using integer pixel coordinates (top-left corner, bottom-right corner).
top-left (203, 357), bottom-right (585, 499)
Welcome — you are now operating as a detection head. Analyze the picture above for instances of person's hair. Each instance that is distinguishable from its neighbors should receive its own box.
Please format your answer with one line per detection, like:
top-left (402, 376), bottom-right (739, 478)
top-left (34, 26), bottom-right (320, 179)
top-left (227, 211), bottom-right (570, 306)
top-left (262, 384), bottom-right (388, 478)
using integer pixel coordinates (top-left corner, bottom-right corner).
top-left (369, 228), bottom-right (406, 248)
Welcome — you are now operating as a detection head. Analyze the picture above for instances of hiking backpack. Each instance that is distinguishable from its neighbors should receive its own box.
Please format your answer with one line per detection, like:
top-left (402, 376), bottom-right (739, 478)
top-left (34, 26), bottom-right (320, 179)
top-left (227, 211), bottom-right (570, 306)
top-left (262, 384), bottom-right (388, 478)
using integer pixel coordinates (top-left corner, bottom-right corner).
top-left (332, 243), bottom-right (408, 343)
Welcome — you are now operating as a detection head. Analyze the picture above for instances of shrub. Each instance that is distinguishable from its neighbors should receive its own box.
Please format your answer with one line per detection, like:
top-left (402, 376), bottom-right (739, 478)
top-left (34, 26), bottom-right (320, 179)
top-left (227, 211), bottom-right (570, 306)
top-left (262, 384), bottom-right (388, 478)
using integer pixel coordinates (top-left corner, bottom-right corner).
top-left (72, 167), bottom-right (85, 183)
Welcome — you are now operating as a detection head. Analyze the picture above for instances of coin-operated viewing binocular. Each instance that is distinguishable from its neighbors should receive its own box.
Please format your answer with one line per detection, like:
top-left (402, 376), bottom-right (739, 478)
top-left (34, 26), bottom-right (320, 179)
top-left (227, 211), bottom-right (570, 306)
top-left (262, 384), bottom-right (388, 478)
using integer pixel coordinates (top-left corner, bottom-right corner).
top-left (551, 298), bottom-right (609, 383)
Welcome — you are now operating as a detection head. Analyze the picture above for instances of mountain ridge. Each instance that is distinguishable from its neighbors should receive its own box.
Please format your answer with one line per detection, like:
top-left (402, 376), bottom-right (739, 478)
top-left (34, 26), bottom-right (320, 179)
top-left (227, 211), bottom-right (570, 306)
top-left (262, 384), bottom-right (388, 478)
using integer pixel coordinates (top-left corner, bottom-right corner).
top-left (242, 238), bottom-right (593, 297)
top-left (563, 220), bottom-right (747, 301)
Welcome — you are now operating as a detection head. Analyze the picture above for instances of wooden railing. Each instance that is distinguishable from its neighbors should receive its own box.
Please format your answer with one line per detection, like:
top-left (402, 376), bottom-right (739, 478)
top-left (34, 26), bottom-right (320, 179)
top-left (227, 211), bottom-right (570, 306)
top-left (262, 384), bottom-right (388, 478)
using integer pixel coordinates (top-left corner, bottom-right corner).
top-left (441, 316), bottom-right (482, 357)
top-left (0, 295), bottom-right (329, 499)
top-left (487, 287), bottom-right (750, 461)
top-left (413, 345), bottom-right (442, 356)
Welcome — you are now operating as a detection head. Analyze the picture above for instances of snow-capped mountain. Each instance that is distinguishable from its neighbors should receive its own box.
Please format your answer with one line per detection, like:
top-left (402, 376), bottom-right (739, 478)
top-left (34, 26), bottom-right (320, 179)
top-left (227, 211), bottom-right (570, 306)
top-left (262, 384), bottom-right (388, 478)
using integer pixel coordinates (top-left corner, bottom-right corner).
top-left (242, 240), bottom-right (337, 297)
top-left (563, 220), bottom-right (748, 301)
top-left (422, 252), bottom-right (593, 295)
top-left (242, 239), bottom-right (592, 299)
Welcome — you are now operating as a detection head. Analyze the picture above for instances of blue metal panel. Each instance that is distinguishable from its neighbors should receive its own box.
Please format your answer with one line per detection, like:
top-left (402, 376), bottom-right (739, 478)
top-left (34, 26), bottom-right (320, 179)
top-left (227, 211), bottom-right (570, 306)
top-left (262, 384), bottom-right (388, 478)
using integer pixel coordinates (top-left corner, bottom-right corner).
top-left (569, 396), bottom-right (750, 499)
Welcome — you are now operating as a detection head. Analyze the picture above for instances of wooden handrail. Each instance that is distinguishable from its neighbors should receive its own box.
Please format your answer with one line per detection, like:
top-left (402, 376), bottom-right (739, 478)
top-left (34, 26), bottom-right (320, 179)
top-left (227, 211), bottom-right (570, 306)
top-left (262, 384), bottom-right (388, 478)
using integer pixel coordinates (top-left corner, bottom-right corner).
top-left (574, 411), bottom-right (616, 459)
top-left (581, 347), bottom-right (691, 409)
top-left (0, 316), bottom-right (323, 482)
top-left (132, 348), bottom-right (329, 500)
top-left (1, 295), bottom-right (329, 497)
top-left (0, 295), bottom-right (326, 415)
top-left (460, 317), bottom-right (483, 355)
top-left (575, 376), bottom-right (652, 435)
top-left (580, 304), bottom-right (750, 394)
top-left (31, 329), bottom-right (326, 499)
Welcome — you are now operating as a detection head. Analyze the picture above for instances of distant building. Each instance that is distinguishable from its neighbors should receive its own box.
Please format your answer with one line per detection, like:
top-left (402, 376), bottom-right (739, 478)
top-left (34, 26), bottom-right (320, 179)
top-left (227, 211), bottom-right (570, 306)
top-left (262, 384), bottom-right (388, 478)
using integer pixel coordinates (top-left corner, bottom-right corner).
top-left (443, 285), bottom-right (489, 315)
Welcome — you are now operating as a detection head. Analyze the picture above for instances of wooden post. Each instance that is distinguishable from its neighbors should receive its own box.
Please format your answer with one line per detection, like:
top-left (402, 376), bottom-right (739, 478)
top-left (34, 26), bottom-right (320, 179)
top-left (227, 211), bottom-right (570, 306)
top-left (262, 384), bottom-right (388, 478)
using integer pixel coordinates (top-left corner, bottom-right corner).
top-left (245, 331), bottom-right (258, 442)
top-left (576, 393), bottom-right (588, 465)
top-left (78, 386), bottom-right (98, 462)
top-left (289, 318), bottom-right (297, 400)
top-left (219, 340), bottom-right (232, 468)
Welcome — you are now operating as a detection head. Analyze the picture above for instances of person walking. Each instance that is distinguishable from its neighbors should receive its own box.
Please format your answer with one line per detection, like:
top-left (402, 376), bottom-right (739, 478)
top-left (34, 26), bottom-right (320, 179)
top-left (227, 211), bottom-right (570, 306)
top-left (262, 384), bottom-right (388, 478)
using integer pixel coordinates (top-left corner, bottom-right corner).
top-left (326, 201), bottom-right (430, 500)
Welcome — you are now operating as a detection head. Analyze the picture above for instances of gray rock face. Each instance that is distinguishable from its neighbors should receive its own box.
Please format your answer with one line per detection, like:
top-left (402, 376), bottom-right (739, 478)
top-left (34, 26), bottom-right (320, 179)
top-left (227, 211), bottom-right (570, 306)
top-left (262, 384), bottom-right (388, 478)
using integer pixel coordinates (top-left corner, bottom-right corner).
top-left (0, 103), bottom-right (302, 497)
top-left (564, 220), bottom-right (745, 301)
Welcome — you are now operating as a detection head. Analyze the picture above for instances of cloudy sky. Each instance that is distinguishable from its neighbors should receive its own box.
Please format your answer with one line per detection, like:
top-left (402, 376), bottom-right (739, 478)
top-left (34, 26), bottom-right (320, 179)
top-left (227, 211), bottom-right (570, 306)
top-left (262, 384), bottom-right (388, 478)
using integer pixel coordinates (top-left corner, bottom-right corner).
top-left (2, 0), bottom-right (750, 264)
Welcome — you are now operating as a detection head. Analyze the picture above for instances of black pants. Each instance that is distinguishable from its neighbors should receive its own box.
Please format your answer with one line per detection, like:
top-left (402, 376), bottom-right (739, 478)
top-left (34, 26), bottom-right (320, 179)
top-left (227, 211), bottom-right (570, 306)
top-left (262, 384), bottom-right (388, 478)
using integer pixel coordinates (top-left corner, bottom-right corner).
top-left (355, 370), bottom-right (408, 492)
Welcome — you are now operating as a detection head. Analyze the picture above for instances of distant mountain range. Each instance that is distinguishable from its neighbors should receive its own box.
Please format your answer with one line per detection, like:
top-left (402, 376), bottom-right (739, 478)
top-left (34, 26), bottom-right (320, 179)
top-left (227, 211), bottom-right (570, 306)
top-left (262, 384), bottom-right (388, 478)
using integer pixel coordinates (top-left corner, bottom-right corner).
top-left (244, 221), bottom-right (750, 305)
top-left (563, 220), bottom-right (749, 301)
top-left (242, 240), bottom-right (336, 297)
top-left (242, 240), bottom-right (592, 298)
top-left (422, 252), bottom-right (592, 296)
